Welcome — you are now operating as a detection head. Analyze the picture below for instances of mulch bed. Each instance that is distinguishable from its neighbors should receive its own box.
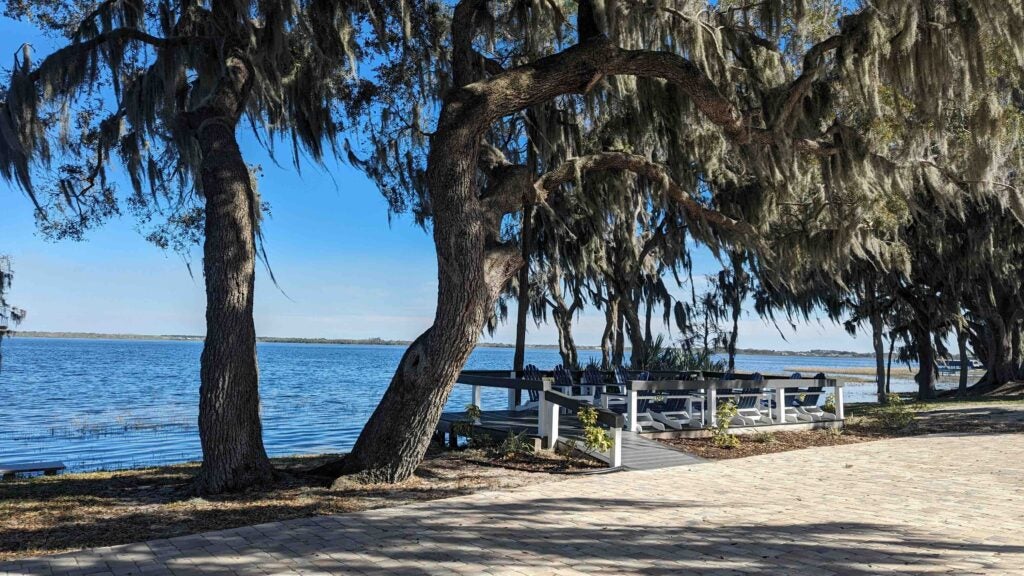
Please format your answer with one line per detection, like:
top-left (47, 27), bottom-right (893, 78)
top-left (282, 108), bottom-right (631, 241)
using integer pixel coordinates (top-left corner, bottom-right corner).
top-left (659, 397), bottom-right (1024, 461)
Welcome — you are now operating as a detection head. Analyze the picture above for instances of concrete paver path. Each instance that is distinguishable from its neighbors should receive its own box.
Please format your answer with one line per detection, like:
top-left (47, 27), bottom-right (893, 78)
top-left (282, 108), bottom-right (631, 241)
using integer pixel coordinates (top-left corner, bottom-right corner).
top-left (3, 433), bottom-right (1023, 575)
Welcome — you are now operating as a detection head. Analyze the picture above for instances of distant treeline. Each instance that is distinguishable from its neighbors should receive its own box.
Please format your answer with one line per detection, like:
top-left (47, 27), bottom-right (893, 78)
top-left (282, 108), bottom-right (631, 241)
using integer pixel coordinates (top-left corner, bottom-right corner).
top-left (12, 331), bottom-right (871, 356)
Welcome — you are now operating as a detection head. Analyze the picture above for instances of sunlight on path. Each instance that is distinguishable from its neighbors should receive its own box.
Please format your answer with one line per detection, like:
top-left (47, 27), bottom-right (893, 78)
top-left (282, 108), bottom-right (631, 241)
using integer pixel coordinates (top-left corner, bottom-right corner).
top-left (3, 434), bottom-right (1023, 575)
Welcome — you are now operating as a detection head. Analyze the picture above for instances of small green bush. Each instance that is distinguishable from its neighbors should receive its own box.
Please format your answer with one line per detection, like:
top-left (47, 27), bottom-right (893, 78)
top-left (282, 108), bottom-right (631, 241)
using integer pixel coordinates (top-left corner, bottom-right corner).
top-left (878, 394), bottom-right (914, 430)
top-left (497, 430), bottom-right (533, 459)
top-left (751, 431), bottom-right (777, 444)
top-left (578, 405), bottom-right (613, 454)
top-left (451, 403), bottom-right (485, 447)
top-left (823, 393), bottom-right (836, 414)
top-left (711, 400), bottom-right (740, 448)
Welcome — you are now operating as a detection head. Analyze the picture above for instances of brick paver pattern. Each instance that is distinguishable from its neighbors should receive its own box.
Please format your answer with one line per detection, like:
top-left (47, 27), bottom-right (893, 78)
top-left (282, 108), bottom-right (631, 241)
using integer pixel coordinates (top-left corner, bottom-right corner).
top-left (3, 433), bottom-right (1023, 575)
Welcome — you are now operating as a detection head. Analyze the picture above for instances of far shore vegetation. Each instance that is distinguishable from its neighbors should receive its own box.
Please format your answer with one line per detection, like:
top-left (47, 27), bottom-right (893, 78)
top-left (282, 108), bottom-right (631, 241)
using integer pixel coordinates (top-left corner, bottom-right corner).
top-left (11, 331), bottom-right (877, 358)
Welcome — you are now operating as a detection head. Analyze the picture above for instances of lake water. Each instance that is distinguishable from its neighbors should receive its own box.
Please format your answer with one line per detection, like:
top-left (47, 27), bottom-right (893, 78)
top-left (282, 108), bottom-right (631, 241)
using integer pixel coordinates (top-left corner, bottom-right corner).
top-left (0, 337), bottom-right (953, 472)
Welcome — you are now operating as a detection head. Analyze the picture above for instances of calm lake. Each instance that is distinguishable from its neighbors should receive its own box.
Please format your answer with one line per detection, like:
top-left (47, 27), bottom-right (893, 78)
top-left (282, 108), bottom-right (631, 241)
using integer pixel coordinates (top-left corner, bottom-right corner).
top-left (0, 337), bottom-right (951, 472)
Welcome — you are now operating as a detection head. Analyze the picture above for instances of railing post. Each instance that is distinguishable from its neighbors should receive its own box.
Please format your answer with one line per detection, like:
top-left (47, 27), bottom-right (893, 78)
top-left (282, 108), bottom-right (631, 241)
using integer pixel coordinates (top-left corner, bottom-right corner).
top-left (472, 385), bottom-right (482, 414)
top-left (610, 427), bottom-right (622, 468)
top-left (507, 368), bottom-right (516, 409)
top-left (627, 389), bottom-right (639, 432)
top-left (835, 381), bottom-right (845, 420)
top-left (547, 394), bottom-right (560, 449)
top-left (775, 387), bottom-right (787, 424)
top-left (707, 385), bottom-right (717, 428)
top-left (538, 380), bottom-right (550, 438)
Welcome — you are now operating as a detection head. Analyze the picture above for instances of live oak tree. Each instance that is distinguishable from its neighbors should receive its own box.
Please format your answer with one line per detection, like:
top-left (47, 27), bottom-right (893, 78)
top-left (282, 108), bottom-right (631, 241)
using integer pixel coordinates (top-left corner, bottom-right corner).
top-left (0, 0), bottom-right (421, 493)
top-left (326, 0), bottom-right (1024, 484)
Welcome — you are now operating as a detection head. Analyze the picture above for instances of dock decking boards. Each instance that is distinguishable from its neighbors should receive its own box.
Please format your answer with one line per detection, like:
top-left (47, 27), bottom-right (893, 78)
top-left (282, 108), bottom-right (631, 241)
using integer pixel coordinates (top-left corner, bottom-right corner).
top-left (438, 410), bottom-right (704, 471)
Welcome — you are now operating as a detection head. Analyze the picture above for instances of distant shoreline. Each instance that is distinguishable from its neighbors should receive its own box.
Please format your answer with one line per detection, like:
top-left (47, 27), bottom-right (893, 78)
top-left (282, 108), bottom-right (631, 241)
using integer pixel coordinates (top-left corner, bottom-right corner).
top-left (9, 331), bottom-right (875, 357)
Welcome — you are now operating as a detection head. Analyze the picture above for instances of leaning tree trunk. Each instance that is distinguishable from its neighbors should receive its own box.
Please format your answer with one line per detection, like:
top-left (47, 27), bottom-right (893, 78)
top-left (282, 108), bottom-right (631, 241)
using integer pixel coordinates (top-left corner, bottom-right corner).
top-left (870, 313), bottom-right (887, 402)
top-left (193, 115), bottom-right (273, 494)
top-left (325, 119), bottom-right (521, 484)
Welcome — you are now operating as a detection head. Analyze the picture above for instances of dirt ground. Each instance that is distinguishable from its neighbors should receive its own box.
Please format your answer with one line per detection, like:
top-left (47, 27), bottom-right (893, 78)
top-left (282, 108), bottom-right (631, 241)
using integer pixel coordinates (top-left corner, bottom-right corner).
top-left (0, 448), bottom-right (580, 561)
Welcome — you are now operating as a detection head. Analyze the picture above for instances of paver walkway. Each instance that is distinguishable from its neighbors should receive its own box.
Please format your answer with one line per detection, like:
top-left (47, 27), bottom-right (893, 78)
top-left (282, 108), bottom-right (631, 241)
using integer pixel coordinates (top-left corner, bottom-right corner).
top-left (4, 433), bottom-right (1023, 575)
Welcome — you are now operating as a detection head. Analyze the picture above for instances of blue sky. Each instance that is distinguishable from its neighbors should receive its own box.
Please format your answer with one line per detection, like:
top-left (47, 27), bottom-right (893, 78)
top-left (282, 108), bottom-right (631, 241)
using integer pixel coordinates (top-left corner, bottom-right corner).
top-left (0, 15), bottom-right (872, 352)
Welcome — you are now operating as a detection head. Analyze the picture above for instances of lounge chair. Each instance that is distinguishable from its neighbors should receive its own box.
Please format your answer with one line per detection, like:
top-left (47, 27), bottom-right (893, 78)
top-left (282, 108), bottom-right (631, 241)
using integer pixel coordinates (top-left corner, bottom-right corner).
top-left (581, 365), bottom-right (605, 399)
top-left (791, 385), bottom-right (838, 422)
top-left (649, 371), bottom-right (703, 430)
top-left (732, 373), bottom-right (769, 425)
top-left (553, 365), bottom-right (594, 403)
top-left (517, 364), bottom-right (543, 411)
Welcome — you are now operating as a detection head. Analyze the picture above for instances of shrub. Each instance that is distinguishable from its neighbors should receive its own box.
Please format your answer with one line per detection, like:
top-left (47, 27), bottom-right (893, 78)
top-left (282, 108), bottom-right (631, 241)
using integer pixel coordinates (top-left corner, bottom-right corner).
top-left (578, 405), bottom-right (613, 454)
top-left (497, 430), bottom-right (533, 460)
top-left (712, 400), bottom-right (741, 449)
top-left (878, 394), bottom-right (915, 430)
top-left (751, 431), bottom-right (777, 444)
top-left (823, 393), bottom-right (837, 414)
top-left (451, 403), bottom-right (485, 447)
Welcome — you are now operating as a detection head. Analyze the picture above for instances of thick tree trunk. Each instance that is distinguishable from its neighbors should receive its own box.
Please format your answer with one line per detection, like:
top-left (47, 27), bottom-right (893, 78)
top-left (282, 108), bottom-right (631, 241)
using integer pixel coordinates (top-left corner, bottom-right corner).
top-left (885, 332), bottom-right (896, 399)
top-left (512, 207), bottom-right (534, 375)
top-left (870, 313), bottom-right (887, 402)
top-left (552, 308), bottom-right (578, 368)
top-left (601, 297), bottom-right (618, 368)
top-left (622, 300), bottom-right (646, 368)
top-left (193, 117), bottom-right (273, 494)
top-left (614, 308), bottom-right (625, 367)
top-left (957, 326), bottom-right (970, 396)
top-left (913, 326), bottom-right (937, 400)
top-left (330, 120), bottom-right (521, 484)
top-left (1012, 325), bottom-right (1022, 379)
top-left (974, 316), bottom-right (1017, 393)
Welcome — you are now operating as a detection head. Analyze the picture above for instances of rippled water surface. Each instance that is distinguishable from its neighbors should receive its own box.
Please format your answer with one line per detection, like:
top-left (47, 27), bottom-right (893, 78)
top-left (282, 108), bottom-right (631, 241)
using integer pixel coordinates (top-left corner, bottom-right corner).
top-left (0, 337), bottom-right (950, 472)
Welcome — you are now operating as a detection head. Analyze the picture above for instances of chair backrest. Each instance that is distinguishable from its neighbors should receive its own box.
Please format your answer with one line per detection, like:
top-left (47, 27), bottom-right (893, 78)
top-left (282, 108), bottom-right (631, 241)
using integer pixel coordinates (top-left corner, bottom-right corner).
top-left (613, 366), bottom-right (630, 386)
top-left (662, 395), bottom-right (688, 412)
top-left (553, 365), bottom-right (581, 396)
top-left (801, 386), bottom-right (824, 407)
top-left (736, 388), bottom-right (762, 409)
top-left (523, 364), bottom-right (542, 402)
top-left (582, 365), bottom-right (604, 386)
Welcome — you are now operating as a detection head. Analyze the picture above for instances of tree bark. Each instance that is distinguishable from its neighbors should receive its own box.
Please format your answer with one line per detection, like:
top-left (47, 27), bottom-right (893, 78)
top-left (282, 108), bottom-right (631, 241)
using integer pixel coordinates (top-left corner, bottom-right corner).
top-left (512, 207), bottom-right (535, 375)
top-left (614, 307), bottom-right (625, 367)
top-left (957, 325), bottom-right (970, 396)
top-left (327, 114), bottom-right (522, 483)
top-left (621, 299), bottom-right (647, 368)
top-left (601, 295), bottom-right (618, 368)
top-left (975, 315), bottom-right (1018, 393)
top-left (192, 116), bottom-right (273, 494)
top-left (913, 325), bottom-right (937, 400)
top-left (870, 313), bottom-right (887, 402)
top-left (552, 306), bottom-right (579, 368)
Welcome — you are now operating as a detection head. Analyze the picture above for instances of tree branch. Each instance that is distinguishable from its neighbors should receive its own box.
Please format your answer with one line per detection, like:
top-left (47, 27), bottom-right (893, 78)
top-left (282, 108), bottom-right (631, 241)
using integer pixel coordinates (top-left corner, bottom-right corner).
top-left (534, 151), bottom-right (761, 245)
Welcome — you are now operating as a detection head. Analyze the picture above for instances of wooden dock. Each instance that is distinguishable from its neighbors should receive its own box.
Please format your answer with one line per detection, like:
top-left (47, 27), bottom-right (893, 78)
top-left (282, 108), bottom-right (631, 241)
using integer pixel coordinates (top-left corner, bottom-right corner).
top-left (438, 410), bottom-right (703, 471)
